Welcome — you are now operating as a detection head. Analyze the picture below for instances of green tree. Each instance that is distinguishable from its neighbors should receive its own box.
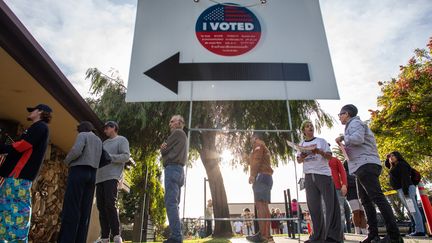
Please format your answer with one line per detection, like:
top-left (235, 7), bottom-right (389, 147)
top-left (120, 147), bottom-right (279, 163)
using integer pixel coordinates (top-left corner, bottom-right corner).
top-left (369, 37), bottom-right (432, 184)
top-left (85, 68), bottom-right (334, 237)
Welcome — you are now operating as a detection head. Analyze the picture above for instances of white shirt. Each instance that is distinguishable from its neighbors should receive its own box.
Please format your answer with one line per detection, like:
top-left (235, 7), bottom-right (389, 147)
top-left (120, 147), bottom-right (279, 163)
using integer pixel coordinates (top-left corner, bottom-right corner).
top-left (234, 221), bottom-right (243, 232)
top-left (297, 137), bottom-right (331, 176)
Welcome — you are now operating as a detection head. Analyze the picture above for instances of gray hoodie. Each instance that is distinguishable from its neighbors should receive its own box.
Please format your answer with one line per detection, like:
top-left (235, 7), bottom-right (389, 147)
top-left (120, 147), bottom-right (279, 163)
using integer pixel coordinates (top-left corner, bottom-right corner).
top-left (96, 135), bottom-right (130, 184)
top-left (344, 116), bottom-right (381, 174)
top-left (64, 132), bottom-right (102, 169)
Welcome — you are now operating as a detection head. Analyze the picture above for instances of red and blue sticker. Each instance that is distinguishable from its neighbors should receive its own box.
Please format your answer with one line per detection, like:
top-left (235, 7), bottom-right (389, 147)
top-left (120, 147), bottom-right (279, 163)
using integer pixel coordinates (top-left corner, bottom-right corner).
top-left (196, 3), bottom-right (261, 56)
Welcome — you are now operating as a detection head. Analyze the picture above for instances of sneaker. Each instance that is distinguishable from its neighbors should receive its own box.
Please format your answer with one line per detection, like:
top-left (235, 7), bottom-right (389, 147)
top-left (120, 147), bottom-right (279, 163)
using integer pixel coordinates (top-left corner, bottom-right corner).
top-left (94, 238), bottom-right (109, 243)
top-left (113, 235), bottom-right (123, 243)
top-left (379, 235), bottom-right (403, 243)
top-left (246, 233), bottom-right (266, 242)
top-left (408, 232), bottom-right (426, 237)
top-left (360, 234), bottom-right (380, 243)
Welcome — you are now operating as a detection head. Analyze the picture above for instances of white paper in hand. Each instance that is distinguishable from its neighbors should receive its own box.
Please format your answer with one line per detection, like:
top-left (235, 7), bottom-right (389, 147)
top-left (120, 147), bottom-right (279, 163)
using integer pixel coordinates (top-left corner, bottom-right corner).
top-left (405, 198), bottom-right (416, 213)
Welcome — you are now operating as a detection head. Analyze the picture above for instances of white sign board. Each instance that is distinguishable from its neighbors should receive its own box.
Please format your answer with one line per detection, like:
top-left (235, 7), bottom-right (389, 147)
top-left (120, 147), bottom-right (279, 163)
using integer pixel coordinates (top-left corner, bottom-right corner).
top-left (126, 0), bottom-right (339, 102)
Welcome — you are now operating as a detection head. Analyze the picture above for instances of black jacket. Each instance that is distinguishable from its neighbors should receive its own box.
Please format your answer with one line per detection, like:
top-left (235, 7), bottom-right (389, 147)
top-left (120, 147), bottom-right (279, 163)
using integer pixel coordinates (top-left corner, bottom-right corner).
top-left (0, 120), bottom-right (49, 181)
top-left (385, 159), bottom-right (412, 195)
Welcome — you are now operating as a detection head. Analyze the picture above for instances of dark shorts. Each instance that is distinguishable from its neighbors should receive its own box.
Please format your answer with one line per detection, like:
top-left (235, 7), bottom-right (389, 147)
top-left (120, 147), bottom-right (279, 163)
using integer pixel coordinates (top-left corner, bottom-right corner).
top-left (253, 173), bottom-right (273, 202)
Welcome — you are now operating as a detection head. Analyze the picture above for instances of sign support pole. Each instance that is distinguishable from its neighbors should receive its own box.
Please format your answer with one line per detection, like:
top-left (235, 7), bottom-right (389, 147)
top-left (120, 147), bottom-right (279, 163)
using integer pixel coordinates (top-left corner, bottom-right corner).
top-left (285, 82), bottom-right (301, 242)
top-left (183, 83), bottom-right (194, 220)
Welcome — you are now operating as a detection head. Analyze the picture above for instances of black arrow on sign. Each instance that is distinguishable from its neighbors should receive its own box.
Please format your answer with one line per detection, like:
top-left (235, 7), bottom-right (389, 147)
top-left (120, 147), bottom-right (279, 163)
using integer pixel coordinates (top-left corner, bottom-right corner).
top-left (144, 52), bottom-right (310, 94)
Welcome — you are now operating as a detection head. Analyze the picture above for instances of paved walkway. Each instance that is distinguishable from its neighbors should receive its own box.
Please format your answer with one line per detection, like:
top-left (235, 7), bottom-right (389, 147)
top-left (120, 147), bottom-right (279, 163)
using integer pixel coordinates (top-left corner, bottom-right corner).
top-left (230, 234), bottom-right (431, 243)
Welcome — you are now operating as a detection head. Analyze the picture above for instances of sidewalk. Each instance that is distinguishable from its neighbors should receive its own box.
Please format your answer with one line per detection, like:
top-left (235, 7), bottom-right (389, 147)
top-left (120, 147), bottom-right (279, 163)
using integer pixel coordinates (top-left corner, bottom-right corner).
top-left (230, 234), bottom-right (431, 243)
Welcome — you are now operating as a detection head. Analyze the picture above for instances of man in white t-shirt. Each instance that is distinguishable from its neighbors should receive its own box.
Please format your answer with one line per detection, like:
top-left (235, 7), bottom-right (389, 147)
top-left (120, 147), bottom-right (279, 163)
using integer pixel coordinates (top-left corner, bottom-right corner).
top-left (297, 120), bottom-right (342, 243)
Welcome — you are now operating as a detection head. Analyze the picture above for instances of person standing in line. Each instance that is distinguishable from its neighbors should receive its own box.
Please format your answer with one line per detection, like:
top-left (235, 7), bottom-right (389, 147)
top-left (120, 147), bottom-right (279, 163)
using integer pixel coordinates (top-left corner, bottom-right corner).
top-left (58, 121), bottom-right (102, 243)
top-left (95, 121), bottom-right (130, 243)
top-left (160, 115), bottom-right (187, 243)
top-left (271, 208), bottom-right (279, 235)
top-left (0, 104), bottom-right (52, 242)
top-left (276, 208), bottom-right (284, 234)
top-left (343, 160), bottom-right (367, 235)
top-left (336, 104), bottom-right (402, 243)
top-left (328, 154), bottom-right (349, 238)
top-left (246, 132), bottom-right (274, 243)
top-left (205, 199), bottom-right (213, 237)
top-left (291, 199), bottom-right (299, 234)
top-left (242, 208), bottom-right (254, 236)
top-left (385, 151), bottom-right (425, 237)
top-left (234, 221), bottom-right (244, 235)
top-left (297, 120), bottom-right (341, 243)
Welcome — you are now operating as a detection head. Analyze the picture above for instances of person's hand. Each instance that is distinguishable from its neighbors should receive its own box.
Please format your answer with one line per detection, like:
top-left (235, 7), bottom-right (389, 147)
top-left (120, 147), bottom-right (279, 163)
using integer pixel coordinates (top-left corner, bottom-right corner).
top-left (248, 176), bottom-right (255, 184)
top-left (160, 142), bottom-right (167, 150)
top-left (297, 153), bottom-right (307, 163)
top-left (312, 148), bottom-right (323, 155)
top-left (335, 136), bottom-right (344, 144)
top-left (341, 185), bottom-right (348, 196)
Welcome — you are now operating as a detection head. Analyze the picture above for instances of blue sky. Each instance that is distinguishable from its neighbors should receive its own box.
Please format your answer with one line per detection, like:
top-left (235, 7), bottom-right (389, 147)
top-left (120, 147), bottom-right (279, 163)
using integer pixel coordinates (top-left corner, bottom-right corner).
top-left (4, 0), bottom-right (432, 217)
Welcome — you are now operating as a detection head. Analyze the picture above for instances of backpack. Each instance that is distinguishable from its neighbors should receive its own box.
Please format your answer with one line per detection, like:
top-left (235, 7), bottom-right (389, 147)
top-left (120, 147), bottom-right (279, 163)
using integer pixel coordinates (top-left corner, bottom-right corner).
top-left (410, 168), bottom-right (421, 185)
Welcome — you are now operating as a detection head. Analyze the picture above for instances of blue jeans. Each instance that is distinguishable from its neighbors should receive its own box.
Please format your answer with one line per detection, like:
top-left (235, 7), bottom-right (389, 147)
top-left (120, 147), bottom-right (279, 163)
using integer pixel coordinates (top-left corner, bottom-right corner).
top-left (164, 165), bottom-right (185, 242)
top-left (397, 185), bottom-right (425, 233)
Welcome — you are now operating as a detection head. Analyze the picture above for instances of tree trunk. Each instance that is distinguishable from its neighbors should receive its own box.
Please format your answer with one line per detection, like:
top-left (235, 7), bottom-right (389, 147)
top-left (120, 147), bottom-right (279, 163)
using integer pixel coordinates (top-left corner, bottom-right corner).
top-left (199, 131), bottom-right (233, 237)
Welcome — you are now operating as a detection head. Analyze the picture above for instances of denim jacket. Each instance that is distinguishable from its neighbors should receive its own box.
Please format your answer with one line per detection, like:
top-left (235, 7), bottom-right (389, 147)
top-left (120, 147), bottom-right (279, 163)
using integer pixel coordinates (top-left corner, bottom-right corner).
top-left (344, 116), bottom-right (381, 174)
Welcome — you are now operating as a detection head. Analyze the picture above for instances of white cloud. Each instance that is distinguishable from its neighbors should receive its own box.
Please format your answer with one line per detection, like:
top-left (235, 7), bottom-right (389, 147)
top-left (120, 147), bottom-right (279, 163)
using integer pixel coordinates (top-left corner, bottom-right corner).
top-left (317, 0), bottom-right (432, 142)
top-left (4, 0), bottom-right (136, 95)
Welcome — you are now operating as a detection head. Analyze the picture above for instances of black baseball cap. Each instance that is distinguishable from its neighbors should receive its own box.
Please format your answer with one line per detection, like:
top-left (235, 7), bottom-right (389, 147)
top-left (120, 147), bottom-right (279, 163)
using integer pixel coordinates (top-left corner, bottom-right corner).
top-left (27, 104), bottom-right (52, 113)
top-left (104, 121), bottom-right (119, 130)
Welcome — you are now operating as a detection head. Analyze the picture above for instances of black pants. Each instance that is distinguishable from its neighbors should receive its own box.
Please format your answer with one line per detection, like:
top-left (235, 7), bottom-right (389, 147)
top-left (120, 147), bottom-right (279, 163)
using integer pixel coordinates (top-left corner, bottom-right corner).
top-left (58, 165), bottom-right (96, 243)
top-left (305, 173), bottom-right (342, 242)
top-left (96, 179), bottom-right (121, 238)
top-left (206, 220), bottom-right (212, 236)
top-left (355, 164), bottom-right (400, 239)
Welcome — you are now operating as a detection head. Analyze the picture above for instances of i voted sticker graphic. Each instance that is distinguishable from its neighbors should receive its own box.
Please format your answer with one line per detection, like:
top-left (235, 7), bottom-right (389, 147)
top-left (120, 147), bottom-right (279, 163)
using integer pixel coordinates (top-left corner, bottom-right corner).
top-left (196, 3), bottom-right (261, 56)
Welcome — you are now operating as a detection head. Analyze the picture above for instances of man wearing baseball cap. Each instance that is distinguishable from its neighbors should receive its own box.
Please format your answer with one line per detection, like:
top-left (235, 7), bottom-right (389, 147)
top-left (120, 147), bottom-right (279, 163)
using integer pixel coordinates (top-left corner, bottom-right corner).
top-left (95, 121), bottom-right (130, 243)
top-left (0, 104), bottom-right (52, 242)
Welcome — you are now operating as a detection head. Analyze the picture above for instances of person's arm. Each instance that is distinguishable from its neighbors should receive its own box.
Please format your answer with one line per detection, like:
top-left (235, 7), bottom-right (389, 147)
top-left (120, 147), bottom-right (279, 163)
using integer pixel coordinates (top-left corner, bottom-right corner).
top-left (161, 130), bottom-right (180, 156)
top-left (162, 130), bottom-right (186, 162)
top-left (296, 152), bottom-right (307, 163)
top-left (249, 146), bottom-right (263, 183)
top-left (344, 121), bottom-right (366, 145)
top-left (296, 142), bottom-right (307, 163)
top-left (400, 163), bottom-right (412, 196)
top-left (312, 139), bottom-right (331, 160)
top-left (12, 123), bottom-right (47, 153)
top-left (64, 133), bottom-right (86, 165)
top-left (110, 137), bottom-right (131, 164)
top-left (337, 158), bottom-right (348, 196)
